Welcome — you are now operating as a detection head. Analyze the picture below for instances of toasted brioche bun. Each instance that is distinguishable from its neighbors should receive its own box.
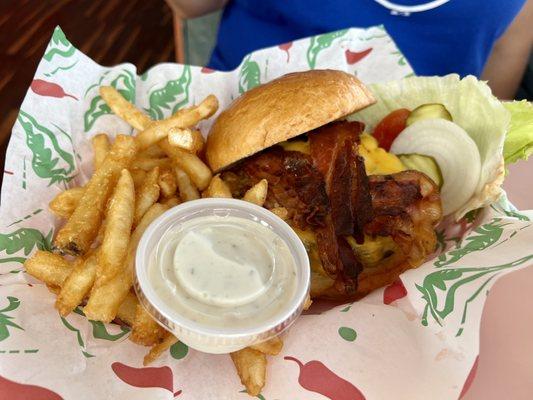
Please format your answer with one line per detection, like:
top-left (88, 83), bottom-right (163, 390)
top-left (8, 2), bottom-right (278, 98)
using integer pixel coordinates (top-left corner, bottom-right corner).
top-left (206, 69), bottom-right (375, 172)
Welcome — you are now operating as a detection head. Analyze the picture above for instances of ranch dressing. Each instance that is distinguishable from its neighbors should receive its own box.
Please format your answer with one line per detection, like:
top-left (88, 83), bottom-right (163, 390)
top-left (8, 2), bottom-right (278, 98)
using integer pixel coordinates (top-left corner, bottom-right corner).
top-left (148, 215), bottom-right (298, 330)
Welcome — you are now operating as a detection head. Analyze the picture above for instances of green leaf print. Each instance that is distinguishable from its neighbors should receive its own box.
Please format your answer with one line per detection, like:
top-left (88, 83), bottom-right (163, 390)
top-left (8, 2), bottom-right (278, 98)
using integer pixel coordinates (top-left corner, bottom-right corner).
top-left (306, 29), bottom-right (348, 69)
top-left (170, 341), bottom-right (189, 360)
top-left (418, 254), bottom-right (533, 332)
top-left (43, 27), bottom-right (75, 62)
top-left (84, 69), bottom-right (136, 131)
top-left (0, 227), bottom-right (53, 257)
top-left (18, 110), bottom-right (76, 186)
top-left (239, 389), bottom-right (266, 399)
top-left (90, 321), bottom-right (129, 341)
top-left (338, 327), bottom-right (357, 342)
top-left (7, 209), bottom-right (44, 228)
top-left (238, 56), bottom-right (261, 94)
top-left (0, 297), bottom-right (23, 341)
top-left (503, 209), bottom-right (530, 221)
top-left (146, 65), bottom-right (192, 120)
top-left (340, 303), bottom-right (354, 312)
top-left (44, 60), bottom-right (79, 77)
top-left (73, 307), bottom-right (129, 341)
top-left (390, 50), bottom-right (406, 66)
top-left (60, 315), bottom-right (94, 358)
top-left (434, 219), bottom-right (508, 267)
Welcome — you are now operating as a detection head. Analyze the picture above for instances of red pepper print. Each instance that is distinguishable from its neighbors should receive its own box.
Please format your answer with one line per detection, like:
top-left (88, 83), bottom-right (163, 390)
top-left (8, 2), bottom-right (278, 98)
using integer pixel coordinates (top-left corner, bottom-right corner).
top-left (0, 375), bottom-right (62, 400)
top-left (458, 356), bottom-right (479, 399)
top-left (285, 356), bottom-right (366, 400)
top-left (30, 79), bottom-right (78, 100)
top-left (345, 48), bottom-right (372, 65)
top-left (201, 67), bottom-right (215, 74)
top-left (278, 42), bottom-right (293, 63)
top-left (383, 278), bottom-right (407, 304)
top-left (112, 362), bottom-right (182, 397)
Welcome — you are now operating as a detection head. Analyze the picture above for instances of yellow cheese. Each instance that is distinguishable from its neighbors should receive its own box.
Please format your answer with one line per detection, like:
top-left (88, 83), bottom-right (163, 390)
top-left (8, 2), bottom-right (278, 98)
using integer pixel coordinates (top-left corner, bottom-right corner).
top-left (293, 228), bottom-right (324, 272)
top-left (345, 235), bottom-right (397, 269)
top-left (279, 140), bottom-right (310, 154)
top-left (359, 133), bottom-right (405, 175)
top-left (280, 134), bottom-right (404, 175)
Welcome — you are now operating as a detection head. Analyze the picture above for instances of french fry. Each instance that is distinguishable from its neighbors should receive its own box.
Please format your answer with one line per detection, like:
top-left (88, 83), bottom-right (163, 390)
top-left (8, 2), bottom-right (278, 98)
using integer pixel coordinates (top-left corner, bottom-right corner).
top-left (203, 174), bottom-right (232, 198)
top-left (99, 86), bottom-right (152, 131)
top-left (160, 138), bottom-right (212, 190)
top-left (134, 167), bottom-right (160, 225)
top-left (94, 219), bottom-right (106, 245)
top-left (131, 156), bottom-right (172, 171)
top-left (84, 203), bottom-right (168, 322)
top-left (130, 304), bottom-right (166, 346)
top-left (55, 251), bottom-right (98, 316)
top-left (175, 167), bottom-right (200, 202)
top-left (54, 135), bottom-right (137, 255)
top-left (98, 169), bottom-right (135, 282)
top-left (249, 336), bottom-right (283, 355)
top-left (92, 133), bottom-right (110, 170)
top-left (24, 250), bottom-right (71, 287)
top-left (130, 168), bottom-right (146, 189)
top-left (243, 179), bottom-right (268, 207)
top-left (46, 284), bottom-right (61, 295)
top-left (161, 196), bottom-right (180, 208)
top-left (168, 127), bottom-right (205, 154)
top-left (230, 348), bottom-right (266, 396)
top-left (158, 168), bottom-right (178, 198)
top-left (144, 332), bottom-right (178, 366)
top-left (135, 95), bottom-right (218, 150)
top-left (116, 292), bottom-right (139, 326)
top-left (270, 206), bottom-right (289, 220)
top-left (49, 187), bottom-right (85, 219)
top-left (303, 293), bottom-right (313, 310)
top-left (138, 144), bottom-right (167, 159)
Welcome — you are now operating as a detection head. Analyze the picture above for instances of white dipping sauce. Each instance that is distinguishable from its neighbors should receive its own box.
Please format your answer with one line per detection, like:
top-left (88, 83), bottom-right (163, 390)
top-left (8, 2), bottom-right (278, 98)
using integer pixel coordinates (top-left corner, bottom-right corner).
top-left (148, 215), bottom-right (298, 329)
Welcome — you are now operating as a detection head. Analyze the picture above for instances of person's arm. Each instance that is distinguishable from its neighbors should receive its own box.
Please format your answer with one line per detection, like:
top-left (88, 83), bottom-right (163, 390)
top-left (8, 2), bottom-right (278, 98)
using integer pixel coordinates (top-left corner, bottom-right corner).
top-left (481, 0), bottom-right (533, 100)
top-left (165, 0), bottom-right (228, 18)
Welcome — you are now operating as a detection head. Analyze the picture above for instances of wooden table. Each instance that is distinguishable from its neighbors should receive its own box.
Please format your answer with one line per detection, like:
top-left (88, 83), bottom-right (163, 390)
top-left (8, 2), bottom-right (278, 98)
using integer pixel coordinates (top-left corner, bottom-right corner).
top-left (0, 0), bottom-right (176, 188)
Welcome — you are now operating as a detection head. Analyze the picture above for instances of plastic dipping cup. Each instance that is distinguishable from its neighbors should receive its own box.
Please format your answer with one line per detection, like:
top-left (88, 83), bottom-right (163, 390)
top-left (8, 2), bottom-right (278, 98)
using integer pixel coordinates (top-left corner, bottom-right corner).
top-left (135, 198), bottom-right (310, 354)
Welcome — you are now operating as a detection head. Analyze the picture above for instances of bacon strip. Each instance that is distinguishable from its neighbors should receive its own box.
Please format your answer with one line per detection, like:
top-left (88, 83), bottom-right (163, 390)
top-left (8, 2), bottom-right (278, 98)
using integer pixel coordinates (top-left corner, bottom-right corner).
top-left (365, 171), bottom-right (442, 265)
top-left (240, 147), bottom-right (330, 230)
top-left (309, 121), bottom-right (372, 239)
top-left (308, 121), bottom-right (372, 293)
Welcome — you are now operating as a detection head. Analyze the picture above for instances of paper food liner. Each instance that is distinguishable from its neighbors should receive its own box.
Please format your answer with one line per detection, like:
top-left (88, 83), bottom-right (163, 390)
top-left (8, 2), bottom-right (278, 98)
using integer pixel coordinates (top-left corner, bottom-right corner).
top-left (1, 26), bottom-right (532, 400)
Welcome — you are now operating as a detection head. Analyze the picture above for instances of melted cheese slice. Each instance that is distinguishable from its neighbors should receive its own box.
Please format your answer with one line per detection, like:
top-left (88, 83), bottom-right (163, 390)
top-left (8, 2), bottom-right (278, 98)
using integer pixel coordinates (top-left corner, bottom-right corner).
top-left (359, 133), bottom-right (405, 175)
top-left (279, 134), bottom-right (404, 175)
top-left (279, 140), bottom-right (310, 154)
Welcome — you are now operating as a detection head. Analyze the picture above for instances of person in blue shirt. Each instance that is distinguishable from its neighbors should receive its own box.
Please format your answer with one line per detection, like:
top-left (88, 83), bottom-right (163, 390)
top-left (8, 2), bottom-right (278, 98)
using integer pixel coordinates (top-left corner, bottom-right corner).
top-left (167, 0), bottom-right (532, 99)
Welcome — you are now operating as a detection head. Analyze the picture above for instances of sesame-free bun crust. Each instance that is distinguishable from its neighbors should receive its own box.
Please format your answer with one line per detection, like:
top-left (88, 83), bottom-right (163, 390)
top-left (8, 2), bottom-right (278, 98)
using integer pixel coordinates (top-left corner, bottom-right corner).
top-left (206, 70), bottom-right (375, 172)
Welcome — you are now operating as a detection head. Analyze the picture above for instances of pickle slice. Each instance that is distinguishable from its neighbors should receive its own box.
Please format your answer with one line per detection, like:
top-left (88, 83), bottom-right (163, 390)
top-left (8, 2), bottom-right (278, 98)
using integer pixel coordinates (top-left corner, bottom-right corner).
top-left (399, 154), bottom-right (443, 187)
top-left (406, 103), bottom-right (452, 126)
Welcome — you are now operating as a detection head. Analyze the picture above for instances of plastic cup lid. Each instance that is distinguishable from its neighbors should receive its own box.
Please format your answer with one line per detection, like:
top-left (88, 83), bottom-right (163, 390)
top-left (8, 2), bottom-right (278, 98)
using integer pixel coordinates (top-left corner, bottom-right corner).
top-left (135, 198), bottom-right (310, 354)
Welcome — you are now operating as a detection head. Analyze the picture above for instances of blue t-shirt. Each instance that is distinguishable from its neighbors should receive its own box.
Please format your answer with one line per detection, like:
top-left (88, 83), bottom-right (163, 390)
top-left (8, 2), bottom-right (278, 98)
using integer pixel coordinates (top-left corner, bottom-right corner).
top-left (208, 0), bottom-right (525, 76)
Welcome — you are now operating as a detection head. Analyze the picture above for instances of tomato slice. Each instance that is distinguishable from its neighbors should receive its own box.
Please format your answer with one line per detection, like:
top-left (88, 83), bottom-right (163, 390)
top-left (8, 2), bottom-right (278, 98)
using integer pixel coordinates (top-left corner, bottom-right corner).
top-left (372, 108), bottom-right (411, 151)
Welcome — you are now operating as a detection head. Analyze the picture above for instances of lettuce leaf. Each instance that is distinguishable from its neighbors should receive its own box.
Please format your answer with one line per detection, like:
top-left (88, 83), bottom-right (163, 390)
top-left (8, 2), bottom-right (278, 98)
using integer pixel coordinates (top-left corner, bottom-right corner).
top-left (503, 100), bottom-right (533, 164)
top-left (348, 74), bottom-right (510, 219)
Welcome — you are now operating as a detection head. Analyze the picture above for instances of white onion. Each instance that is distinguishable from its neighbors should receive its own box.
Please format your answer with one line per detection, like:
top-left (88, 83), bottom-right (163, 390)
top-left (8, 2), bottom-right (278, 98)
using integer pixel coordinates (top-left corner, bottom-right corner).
top-left (390, 119), bottom-right (481, 216)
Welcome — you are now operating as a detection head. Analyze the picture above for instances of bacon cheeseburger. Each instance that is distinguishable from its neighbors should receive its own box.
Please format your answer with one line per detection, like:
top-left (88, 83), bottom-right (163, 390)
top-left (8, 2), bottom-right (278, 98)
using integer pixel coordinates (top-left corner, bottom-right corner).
top-left (206, 70), bottom-right (442, 301)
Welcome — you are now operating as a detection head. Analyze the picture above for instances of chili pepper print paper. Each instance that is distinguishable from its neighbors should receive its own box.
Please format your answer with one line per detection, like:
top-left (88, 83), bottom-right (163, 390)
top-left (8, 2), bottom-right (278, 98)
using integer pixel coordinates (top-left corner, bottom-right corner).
top-left (1, 25), bottom-right (532, 400)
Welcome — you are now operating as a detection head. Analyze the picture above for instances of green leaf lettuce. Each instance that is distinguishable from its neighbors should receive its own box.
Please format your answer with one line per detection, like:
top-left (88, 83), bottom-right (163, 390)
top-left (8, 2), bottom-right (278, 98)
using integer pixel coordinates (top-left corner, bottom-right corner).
top-left (348, 74), bottom-right (511, 219)
top-left (503, 100), bottom-right (533, 164)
